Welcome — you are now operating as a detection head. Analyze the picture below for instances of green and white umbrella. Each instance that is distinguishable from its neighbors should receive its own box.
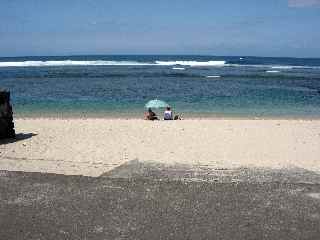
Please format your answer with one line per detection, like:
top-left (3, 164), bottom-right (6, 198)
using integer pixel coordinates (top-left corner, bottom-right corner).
top-left (145, 99), bottom-right (169, 109)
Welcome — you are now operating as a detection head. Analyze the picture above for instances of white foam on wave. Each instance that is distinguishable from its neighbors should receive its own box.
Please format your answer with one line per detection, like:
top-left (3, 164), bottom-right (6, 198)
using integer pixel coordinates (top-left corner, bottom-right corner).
top-left (227, 63), bottom-right (320, 70)
top-left (172, 67), bottom-right (185, 70)
top-left (1, 59), bottom-right (319, 71)
top-left (271, 66), bottom-right (293, 70)
top-left (0, 60), bottom-right (154, 67)
top-left (266, 70), bottom-right (280, 73)
top-left (206, 75), bottom-right (221, 78)
top-left (156, 60), bottom-right (226, 67)
top-left (0, 60), bottom-right (226, 68)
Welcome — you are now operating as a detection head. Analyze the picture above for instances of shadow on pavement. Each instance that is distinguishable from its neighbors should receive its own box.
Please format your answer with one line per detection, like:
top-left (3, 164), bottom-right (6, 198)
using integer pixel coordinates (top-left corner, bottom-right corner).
top-left (0, 160), bottom-right (320, 240)
top-left (101, 159), bottom-right (320, 184)
top-left (1, 164), bottom-right (320, 239)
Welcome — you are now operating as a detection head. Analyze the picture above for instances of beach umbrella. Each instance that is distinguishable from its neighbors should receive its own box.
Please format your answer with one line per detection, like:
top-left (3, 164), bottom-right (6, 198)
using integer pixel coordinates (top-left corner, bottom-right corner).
top-left (145, 99), bottom-right (169, 109)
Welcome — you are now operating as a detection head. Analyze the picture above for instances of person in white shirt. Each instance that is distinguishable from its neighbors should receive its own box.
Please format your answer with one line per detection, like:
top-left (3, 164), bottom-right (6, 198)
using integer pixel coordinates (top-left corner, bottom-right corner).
top-left (164, 107), bottom-right (173, 120)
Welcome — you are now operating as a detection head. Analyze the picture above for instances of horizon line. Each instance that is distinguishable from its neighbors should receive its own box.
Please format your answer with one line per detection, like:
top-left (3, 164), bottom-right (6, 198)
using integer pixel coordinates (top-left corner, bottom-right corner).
top-left (0, 53), bottom-right (319, 60)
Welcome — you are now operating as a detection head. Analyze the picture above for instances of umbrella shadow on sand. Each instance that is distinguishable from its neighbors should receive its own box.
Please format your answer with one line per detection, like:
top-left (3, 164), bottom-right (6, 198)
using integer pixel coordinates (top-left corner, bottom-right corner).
top-left (0, 133), bottom-right (37, 145)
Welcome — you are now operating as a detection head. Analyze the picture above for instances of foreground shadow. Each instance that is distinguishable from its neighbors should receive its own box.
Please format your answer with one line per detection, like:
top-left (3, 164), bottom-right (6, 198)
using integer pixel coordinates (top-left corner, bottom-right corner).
top-left (0, 133), bottom-right (37, 145)
top-left (100, 159), bottom-right (320, 184)
top-left (100, 159), bottom-right (192, 179)
top-left (1, 169), bottom-right (320, 239)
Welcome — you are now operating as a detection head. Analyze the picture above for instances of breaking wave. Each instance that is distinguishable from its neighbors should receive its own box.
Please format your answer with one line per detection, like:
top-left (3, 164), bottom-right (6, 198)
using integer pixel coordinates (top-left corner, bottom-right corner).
top-left (0, 60), bottom-right (154, 67)
top-left (229, 64), bottom-right (320, 70)
top-left (266, 70), bottom-right (280, 73)
top-left (0, 59), bottom-right (319, 70)
top-left (172, 67), bottom-right (186, 70)
top-left (155, 60), bottom-right (226, 67)
top-left (206, 75), bottom-right (221, 78)
top-left (0, 60), bottom-right (227, 68)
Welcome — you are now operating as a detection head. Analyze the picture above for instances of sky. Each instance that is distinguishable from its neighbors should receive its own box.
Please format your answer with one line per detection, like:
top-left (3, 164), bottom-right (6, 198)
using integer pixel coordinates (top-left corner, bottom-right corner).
top-left (0, 0), bottom-right (319, 58)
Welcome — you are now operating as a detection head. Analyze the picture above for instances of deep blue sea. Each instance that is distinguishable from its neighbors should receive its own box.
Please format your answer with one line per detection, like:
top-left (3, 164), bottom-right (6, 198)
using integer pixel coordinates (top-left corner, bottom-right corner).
top-left (0, 55), bottom-right (320, 118)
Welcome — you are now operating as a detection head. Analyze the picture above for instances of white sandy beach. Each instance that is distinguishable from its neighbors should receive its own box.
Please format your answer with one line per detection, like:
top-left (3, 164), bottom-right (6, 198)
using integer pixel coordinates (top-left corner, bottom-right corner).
top-left (0, 118), bottom-right (320, 177)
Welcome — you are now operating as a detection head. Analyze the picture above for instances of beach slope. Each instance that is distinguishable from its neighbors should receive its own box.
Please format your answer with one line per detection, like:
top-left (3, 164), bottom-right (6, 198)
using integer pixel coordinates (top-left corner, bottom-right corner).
top-left (0, 118), bottom-right (319, 177)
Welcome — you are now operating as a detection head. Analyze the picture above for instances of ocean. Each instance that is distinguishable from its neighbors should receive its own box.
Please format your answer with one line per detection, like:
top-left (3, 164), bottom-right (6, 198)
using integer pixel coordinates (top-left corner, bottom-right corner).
top-left (0, 55), bottom-right (320, 118)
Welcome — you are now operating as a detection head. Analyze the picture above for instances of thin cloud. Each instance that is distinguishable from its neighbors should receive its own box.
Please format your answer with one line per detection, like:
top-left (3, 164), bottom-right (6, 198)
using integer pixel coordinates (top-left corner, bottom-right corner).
top-left (288, 0), bottom-right (320, 7)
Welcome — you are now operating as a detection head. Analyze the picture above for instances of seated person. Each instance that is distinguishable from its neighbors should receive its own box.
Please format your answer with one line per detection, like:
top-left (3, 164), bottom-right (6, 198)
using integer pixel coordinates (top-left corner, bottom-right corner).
top-left (144, 108), bottom-right (158, 120)
top-left (164, 106), bottom-right (182, 120)
top-left (164, 107), bottom-right (173, 120)
top-left (174, 115), bottom-right (181, 120)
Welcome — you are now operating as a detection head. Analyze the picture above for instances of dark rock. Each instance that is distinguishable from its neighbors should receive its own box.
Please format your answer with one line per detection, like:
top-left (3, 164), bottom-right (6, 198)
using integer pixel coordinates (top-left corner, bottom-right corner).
top-left (0, 90), bottom-right (15, 139)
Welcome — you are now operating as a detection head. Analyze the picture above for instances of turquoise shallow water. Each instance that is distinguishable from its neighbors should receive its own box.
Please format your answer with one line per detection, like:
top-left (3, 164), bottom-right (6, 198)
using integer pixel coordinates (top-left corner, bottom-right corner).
top-left (1, 55), bottom-right (320, 118)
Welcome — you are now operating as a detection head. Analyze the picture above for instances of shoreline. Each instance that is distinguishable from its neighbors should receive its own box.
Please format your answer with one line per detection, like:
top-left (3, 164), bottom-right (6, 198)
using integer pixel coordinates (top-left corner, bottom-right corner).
top-left (14, 114), bottom-right (320, 121)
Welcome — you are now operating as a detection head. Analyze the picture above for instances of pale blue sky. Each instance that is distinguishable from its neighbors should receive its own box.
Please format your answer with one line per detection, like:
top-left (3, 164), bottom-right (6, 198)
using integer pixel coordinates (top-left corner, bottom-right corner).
top-left (0, 0), bottom-right (319, 57)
